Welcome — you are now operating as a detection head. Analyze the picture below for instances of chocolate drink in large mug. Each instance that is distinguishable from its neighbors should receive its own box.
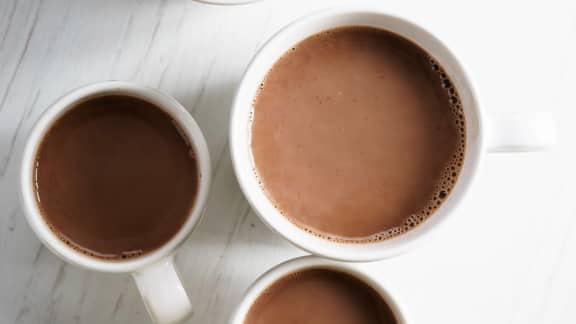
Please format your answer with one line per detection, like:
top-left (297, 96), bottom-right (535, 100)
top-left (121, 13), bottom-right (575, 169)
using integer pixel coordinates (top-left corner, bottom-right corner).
top-left (250, 26), bottom-right (465, 242)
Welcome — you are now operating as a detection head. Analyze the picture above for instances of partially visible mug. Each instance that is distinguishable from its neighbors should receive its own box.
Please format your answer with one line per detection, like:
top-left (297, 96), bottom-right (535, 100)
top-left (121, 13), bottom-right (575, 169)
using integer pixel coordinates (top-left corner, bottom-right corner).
top-left (230, 6), bottom-right (557, 261)
top-left (193, 0), bottom-right (261, 5)
top-left (230, 256), bottom-right (408, 324)
top-left (20, 81), bottom-right (212, 324)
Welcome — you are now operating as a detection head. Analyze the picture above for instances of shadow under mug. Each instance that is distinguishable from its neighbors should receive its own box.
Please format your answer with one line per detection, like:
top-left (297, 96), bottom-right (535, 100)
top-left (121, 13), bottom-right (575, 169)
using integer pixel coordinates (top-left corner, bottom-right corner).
top-left (19, 81), bottom-right (212, 324)
top-left (230, 6), bottom-right (557, 262)
top-left (229, 256), bottom-right (408, 324)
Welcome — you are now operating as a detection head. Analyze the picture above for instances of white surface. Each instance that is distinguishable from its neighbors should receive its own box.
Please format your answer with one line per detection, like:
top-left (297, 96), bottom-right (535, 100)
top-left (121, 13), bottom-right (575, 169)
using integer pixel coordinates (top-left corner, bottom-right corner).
top-left (0, 0), bottom-right (575, 323)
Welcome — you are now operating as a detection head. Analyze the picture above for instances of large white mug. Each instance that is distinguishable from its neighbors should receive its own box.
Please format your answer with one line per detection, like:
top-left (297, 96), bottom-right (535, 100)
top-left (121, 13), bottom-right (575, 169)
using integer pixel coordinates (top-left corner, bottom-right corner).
top-left (20, 81), bottom-right (212, 324)
top-left (230, 256), bottom-right (408, 324)
top-left (230, 6), bottom-right (557, 262)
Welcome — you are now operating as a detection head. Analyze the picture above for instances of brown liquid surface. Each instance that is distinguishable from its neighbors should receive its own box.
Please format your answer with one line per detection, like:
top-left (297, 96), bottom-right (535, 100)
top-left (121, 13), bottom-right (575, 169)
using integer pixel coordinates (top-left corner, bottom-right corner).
top-left (251, 27), bottom-right (465, 241)
top-left (34, 95), bottom-right (198, 260)
top-left (245, 269), bottom-right (398, 324)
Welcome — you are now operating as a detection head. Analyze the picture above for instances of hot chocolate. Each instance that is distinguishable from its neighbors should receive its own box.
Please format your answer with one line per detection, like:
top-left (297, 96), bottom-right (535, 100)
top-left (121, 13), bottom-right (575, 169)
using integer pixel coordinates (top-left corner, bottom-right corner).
top-left (34, 95), bottom-right (199, 259)
top-left (251, 26), bottom-right (465, 241)
top-left (245, 268), bottom-right (398, 324)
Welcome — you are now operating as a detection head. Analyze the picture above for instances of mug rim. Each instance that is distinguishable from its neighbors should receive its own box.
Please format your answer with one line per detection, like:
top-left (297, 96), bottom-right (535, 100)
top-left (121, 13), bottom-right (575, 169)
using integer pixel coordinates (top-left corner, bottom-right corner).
top-left (230, 6), bottom-right (485, 261)
top-left (229, 255), bottom-right (409, 324)
top-left (19, 81), bottom-right (212, 273)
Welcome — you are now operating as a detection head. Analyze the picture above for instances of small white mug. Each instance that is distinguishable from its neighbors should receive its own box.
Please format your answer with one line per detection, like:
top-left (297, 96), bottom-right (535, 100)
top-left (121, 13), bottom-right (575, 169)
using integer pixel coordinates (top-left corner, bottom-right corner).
top-left (230, 6), bottom-right (557, 262)
top-left (229, 256), bottom-right (408, 324)
top-left (20, 81), bottom-right (211, 324)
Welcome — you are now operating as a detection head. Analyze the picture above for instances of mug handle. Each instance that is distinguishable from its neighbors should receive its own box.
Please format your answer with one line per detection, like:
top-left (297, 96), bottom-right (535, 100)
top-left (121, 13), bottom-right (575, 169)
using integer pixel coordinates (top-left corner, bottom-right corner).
top-left (132, 256), bottom-right (192, 324)
top-left (487, 112), bottom-right (557, 152)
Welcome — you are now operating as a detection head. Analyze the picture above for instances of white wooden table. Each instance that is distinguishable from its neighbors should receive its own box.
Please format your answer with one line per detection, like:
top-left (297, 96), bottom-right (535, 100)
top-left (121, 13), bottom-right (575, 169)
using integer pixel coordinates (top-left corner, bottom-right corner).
top-left (1, 0), bottom-right (575, 323)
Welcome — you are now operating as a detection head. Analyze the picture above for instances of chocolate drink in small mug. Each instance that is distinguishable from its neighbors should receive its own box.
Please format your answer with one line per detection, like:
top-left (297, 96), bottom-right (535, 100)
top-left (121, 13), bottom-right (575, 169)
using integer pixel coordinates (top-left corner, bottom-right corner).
top-left (245, 268), bottom-right (398, 324)
top-left (34, 95), bottom-right (199, 260)
top-left (251, 26), bottom-right (465, 242)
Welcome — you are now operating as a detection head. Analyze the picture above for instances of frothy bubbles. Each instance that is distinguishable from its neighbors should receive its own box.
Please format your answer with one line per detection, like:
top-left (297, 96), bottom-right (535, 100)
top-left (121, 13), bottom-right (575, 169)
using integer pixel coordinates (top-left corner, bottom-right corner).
top-left (47, 223), bottom-right (145, 260)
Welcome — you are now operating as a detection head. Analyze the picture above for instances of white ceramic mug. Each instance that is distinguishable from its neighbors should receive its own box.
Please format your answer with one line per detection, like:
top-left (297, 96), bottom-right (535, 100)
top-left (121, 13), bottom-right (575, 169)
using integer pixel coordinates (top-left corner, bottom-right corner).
top-left (20, 81), bottom-right (211, 324)
top-left (193, 0), bottom-right (261, 5)
top-left (230, 256), bottom-right (408, 324)
top-left (230, 6), bottom-right (557, 262)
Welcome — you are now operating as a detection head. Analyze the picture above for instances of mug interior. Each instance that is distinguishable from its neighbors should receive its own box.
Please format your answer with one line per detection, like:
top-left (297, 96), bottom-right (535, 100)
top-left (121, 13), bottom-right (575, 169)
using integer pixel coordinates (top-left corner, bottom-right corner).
top-left (231, 7), bottom-right (483, 261)
top-left (20, 82), bottom-right (211, 272)
top-left (230, 256), bottom-right (407, 324)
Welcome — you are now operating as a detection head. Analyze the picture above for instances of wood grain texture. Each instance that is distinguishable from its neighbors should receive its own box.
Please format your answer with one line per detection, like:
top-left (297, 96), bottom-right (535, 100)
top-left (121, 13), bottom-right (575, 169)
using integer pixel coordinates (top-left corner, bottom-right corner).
top-left (0, 0), bottom-right (575, 323)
